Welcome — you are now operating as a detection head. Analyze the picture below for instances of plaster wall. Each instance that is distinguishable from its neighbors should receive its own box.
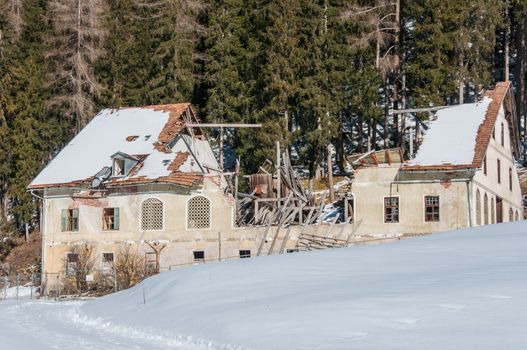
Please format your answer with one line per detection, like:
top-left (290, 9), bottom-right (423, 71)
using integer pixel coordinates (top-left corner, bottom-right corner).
top-left (472, 105), bottom-right (523, 224)
top-left (352, 165), bottom-right (470, 237)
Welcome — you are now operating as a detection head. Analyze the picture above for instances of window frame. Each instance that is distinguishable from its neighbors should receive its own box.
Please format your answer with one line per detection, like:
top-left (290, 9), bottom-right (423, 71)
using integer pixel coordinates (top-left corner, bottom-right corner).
top-left (61, 208), bottom-right (79, 232)
top-left (497, 159), bottom-right (501, 184)
top-left (102, 207), bottom-right (120, 231)
top-left (140, 198), bottom-right (164, 231)
top-left (424, 196), bottom-right (440, 222)
top-left (66, 253), bottom-right (79, 276)
top-left (112, 158), bottom-right (125, 177)
top-left (186, 195), bottom-right (212, 230)
top-left (193, 250), bottom-right (205, 262)
top-left (239, 250), bottom-right (251, 259)
top-left (383, 196), bottom-right (400, 224)
top-left (509, 167), bottom-right (513, 192)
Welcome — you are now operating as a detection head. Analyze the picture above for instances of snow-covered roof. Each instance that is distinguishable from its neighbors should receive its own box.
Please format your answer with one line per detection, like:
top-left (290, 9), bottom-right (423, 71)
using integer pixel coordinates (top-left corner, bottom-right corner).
top-left (407, 98), bottom-right (492, 167)
top-left (29, 104), bottom-right (220, 189)
top-left (404, 82), bottom-right (516, 171)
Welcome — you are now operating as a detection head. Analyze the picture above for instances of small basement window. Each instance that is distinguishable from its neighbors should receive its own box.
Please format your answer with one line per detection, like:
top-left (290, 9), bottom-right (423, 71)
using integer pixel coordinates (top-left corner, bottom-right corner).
top-left (384, 197), bottom-right (399, 223)
top-left (66, 253), bottom-right (79, 275)
top-left (424, 196), bottom-right (440, 222)
top-left (193, 250), bottom-right (205, 262)
top-left (102, 208), bottom-right (120, 230)
top-left (113, 158), bottom-right (125, 176)
top-left (102, 252), bottom-right (114, 263)
top-left (61, 209), bottom-right (79, 232)
top-left (239, 250), bottom-right (251, 259)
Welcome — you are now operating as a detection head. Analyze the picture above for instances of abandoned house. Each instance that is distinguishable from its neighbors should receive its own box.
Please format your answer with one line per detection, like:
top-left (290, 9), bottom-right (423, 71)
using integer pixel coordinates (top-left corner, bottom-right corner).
top-left (29, 103), bottom-right (353, 294)
top-left (28, 104), bottom-right (248, 291)
top-left (28, 82), bottom-right (524, 294)
top-left (350, 82), bottom-right (524, 237)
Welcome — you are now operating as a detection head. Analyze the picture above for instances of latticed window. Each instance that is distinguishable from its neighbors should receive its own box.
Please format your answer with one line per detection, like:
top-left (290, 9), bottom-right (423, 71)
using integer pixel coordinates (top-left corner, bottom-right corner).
top-left (424, 196), bottom-right (440, 222)
top-left (187, 196), bottom-right (211, 229)
top-left (384, 197), bottom-right (399, 223)
top-left (141, 198), bottom-right (163, 230)
top-left (476, 190), bottom-right (481, 225)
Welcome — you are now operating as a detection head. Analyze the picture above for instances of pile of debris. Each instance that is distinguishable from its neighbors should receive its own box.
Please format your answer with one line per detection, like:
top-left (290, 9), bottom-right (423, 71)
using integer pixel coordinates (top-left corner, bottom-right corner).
top-left (235, 149), bottom-right (354, 227)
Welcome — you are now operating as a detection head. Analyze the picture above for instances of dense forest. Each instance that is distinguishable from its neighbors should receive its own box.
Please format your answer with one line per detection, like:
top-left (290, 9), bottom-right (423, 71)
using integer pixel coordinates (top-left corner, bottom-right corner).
top-left (1, 0), bottom-right (527, 231)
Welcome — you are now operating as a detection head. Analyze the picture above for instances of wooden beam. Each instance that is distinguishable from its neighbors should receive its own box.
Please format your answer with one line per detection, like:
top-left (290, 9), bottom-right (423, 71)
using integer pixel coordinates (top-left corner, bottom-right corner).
top-left (388, 106), bottom-right (448, 115)
top-left (385, 150), bottom-right (392, 165)
top-left (371, 152), bottom-right (379, 165)
top-left (186, 123), bottom-right (262, 128)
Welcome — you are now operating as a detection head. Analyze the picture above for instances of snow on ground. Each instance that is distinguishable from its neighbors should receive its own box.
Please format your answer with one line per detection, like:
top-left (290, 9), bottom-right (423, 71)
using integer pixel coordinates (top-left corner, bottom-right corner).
top-left (1, 222), bottom-right (527, 349)
top-left (2, 285), bottom-right (36, 299)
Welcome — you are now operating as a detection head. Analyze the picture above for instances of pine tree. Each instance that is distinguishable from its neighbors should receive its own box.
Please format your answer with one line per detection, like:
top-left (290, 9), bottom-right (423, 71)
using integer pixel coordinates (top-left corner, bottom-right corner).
top-left (2, 0), bottom-right (68, 228)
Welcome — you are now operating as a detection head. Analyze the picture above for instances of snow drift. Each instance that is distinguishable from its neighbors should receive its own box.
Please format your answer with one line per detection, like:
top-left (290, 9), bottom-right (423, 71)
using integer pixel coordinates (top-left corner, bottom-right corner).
top-left (79, 221), bottom-right (527, 349)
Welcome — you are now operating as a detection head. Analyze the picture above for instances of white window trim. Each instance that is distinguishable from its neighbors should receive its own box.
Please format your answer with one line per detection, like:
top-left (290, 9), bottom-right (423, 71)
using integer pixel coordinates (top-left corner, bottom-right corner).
top-left (382, 195), bottom-right (400, 224)
top-left (422, 195), bottom-right (441, 224)
top-left (139, 197), bottom-right (165, 232)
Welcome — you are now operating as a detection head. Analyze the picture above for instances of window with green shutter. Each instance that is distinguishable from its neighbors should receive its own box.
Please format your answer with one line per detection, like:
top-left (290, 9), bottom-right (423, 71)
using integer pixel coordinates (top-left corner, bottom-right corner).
top-left (102, 208), bottom-right (120, 230)
top-left (61, 209), bottom-right (79, 232)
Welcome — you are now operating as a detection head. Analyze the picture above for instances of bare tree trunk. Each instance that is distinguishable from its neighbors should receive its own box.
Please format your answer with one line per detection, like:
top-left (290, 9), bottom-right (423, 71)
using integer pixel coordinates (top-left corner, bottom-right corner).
top-left (327, 144), bottom-right (335, 202)
top-left (392, 0), bottom-right (401, 147)
top-left (358, 114), bottom-right (363, 153)
top-left (518, 17), bottom-right (527, 164)
top-left (371, 120), bottom-right (377, 151)
top-left (336, 111), bottom-right (345, 171)
top-left (505, 27), bottom-right (510, 82)
top-left (383, 78), bottom-right (389, 149)
top-left (459, 59), bottom-right (464, 104)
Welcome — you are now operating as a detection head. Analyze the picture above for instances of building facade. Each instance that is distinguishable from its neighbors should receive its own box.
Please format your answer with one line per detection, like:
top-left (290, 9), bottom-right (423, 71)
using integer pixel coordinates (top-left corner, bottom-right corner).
top-left (351, 82), bottom-right (523, 237)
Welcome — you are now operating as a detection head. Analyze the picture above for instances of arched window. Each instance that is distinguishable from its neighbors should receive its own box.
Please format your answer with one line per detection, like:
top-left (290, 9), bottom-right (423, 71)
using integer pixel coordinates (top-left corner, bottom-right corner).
top-left (483, 194), bottom-right (489, 225)
top-left (187, 196), bottom-right (211, 229)
top-left (476, 190), bottom-right (481, 225)
top-left (515, 210), bottom-right (519, 221)
top-left (141, 198), bottom-right (163, 230)
top-left (491, 198), bottom-right (495, 224)
top-left (509, 208), bottom-right (514, 222)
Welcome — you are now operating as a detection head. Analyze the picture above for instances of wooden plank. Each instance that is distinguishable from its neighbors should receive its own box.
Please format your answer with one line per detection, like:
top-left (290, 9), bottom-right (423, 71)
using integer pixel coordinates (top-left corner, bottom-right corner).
top-left (186, 123), bottom-right (262, 128)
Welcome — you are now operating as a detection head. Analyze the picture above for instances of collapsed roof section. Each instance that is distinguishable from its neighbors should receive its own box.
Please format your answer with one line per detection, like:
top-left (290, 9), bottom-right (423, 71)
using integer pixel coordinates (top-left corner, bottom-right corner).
top-left (28, 103), bottom-right (221, 190)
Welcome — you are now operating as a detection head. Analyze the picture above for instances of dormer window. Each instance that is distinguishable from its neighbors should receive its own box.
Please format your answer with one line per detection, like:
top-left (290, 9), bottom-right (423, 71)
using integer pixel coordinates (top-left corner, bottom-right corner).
top-left (113, 158), bottom-right (125, 176)
top-left (110, 152), bottom-right (139, 177)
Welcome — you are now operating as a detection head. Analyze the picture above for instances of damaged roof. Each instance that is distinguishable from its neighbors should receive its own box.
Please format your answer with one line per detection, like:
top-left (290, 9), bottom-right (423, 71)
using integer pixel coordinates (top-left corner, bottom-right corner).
top-left (403, 82), bottom-right (518, 171)
top-left (29, 103), bottom-right (220, 189)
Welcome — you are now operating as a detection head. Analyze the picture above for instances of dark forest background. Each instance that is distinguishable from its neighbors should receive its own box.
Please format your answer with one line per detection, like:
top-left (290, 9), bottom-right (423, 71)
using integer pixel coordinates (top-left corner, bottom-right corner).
top-left (1, 0), bottom-right (527, 230)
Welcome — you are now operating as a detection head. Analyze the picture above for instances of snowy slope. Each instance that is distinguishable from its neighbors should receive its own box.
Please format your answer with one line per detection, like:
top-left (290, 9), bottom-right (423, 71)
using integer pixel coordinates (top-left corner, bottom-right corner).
top-left (1, 222), bottom-right (527, 349)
